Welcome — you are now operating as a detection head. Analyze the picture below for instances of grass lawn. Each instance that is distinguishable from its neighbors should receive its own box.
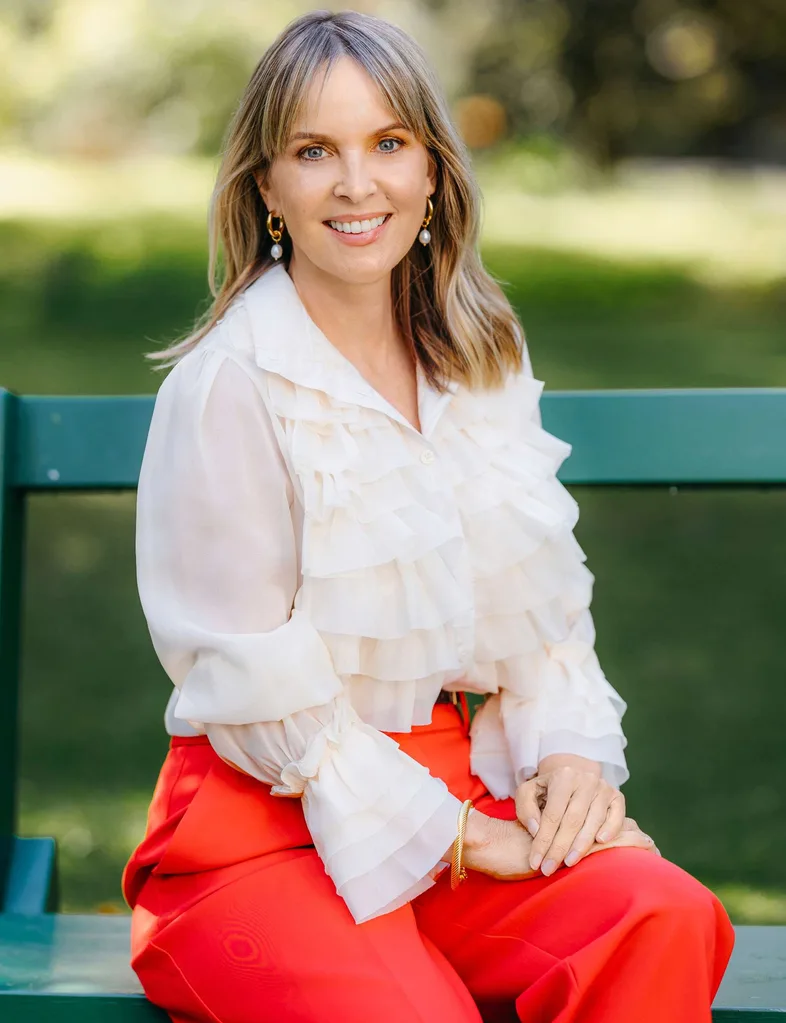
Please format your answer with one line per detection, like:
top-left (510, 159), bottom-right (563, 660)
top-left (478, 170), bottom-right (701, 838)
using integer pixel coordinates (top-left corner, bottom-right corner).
top-left (2, 215), bottom-right (785, 920)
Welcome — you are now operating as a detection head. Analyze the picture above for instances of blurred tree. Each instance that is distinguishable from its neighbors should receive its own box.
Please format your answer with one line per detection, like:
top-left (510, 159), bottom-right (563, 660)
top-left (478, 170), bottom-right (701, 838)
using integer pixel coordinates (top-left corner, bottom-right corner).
top-left (458, 0), bottom-right (786, 165)
top-left (1, 0), bottom-right (784, 165)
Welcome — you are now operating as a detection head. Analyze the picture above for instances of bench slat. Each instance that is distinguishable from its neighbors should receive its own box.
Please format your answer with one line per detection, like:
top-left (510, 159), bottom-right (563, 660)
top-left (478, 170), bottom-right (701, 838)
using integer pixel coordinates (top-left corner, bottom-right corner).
top-left (0, 915), bottom-right (783, 1016)
top-left (5, 389), bottom-right (786, 490)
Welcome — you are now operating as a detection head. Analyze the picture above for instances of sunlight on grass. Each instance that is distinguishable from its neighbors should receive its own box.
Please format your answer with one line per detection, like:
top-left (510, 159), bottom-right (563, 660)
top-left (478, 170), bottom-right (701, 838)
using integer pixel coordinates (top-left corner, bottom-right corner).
top-left (711, 884), bottom-right (786, 925)
top-left (19, 789), bottom-right (153, 914)
top-left (2, 152), bottom-right (785, 286)
top-left (0, 150), bottom-right (217, 222)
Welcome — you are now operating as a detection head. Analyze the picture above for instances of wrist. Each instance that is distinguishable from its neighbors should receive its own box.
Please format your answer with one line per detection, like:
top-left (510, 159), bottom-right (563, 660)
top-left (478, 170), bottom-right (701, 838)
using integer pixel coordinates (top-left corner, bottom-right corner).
top-left (537, 753), bottom-right (602, 777)
top-left (461, 808), bottom-right (500, 873)
top-left (463, 807), bottom-right (488, 853)
top-left (442, 806), bottom-right (488, 867)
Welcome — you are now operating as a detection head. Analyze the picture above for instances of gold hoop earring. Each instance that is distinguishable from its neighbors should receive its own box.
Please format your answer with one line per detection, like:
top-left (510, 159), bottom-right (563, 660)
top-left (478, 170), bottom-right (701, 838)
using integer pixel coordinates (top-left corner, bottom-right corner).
top-left (419, 196), bottom-right (433, 246)
top-left (267, 211), bottom-right (285, 260)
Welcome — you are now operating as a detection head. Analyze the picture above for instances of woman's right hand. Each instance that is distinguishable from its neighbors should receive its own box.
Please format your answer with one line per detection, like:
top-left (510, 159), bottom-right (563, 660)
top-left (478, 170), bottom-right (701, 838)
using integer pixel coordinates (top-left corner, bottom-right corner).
top-left (458, 810), bottom-right (660, 881)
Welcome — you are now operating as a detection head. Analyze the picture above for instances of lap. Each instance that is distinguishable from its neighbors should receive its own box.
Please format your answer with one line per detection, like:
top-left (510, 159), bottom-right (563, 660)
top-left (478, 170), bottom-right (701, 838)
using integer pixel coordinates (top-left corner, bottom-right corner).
top-left (415, 844), bottom-right (733, 1000)
top-left (133, 846), bottom-right (482, 1023)
top-left (133, 842), bottom-right (733, 1023)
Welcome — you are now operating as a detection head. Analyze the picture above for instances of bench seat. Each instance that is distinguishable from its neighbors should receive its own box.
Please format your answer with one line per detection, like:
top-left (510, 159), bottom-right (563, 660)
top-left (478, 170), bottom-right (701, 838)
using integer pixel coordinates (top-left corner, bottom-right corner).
top-left (0, 914), bottom-right (784, 1020)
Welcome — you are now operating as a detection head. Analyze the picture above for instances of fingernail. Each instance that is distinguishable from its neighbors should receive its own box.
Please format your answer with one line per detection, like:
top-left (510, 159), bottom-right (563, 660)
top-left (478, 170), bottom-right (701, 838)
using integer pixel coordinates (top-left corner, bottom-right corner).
top-left (527, 818), bottom-right (539, 836)
top-left (530, 852), bottom-right (543, 870)
top-left (542, 858), bottom-right (557, 876)
top-left (565, 849), bottom-right (580, 866)
top-left (597, 831), bottom-right (610, 842)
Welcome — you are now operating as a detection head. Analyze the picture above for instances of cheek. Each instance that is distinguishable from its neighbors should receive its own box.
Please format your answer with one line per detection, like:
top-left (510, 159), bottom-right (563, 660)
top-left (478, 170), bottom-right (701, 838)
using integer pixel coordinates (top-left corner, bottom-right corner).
top-left (280, 169), bottom-right (329, 224)
top-left (386, 162), bottom-right (431, 216)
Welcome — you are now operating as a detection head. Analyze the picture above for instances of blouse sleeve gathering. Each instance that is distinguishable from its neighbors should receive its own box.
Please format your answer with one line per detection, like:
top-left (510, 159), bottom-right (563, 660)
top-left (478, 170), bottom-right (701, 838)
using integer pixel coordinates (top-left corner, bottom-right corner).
top-left (494, 343), bottom-right (630, 792)
top-left (135, 338), bottom-right (462, 925)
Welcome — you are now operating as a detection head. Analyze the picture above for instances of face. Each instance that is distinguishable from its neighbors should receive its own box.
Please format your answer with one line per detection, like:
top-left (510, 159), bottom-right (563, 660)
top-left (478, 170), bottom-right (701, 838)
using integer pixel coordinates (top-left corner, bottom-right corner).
top-left (255, 56), bottom-right (437, 285)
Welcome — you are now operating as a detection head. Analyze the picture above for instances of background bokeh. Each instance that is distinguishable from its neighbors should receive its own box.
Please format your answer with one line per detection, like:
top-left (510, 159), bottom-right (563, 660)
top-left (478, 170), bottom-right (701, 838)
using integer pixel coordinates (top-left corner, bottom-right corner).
top-left (2, 0), bottom-right (785, 921)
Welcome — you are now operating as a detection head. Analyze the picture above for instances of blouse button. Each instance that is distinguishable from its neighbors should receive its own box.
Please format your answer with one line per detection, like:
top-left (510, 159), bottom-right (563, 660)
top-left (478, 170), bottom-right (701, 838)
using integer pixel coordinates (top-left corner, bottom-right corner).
top-left (420, 449), bottom-right (436, 465)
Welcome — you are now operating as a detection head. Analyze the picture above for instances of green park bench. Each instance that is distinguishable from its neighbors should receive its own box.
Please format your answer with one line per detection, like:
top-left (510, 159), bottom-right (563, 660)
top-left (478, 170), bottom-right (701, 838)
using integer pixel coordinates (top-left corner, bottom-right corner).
top-left (1, 384), bottom-right (785, 1020)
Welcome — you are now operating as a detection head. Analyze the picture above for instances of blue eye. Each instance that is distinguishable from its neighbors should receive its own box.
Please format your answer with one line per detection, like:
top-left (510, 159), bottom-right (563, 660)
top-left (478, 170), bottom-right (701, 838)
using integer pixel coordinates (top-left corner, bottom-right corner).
top-left (297, 138), bottom-right (405, 162)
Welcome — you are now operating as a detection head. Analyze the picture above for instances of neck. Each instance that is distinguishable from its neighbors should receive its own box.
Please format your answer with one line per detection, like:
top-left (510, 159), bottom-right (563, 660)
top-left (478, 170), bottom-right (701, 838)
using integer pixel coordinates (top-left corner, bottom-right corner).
top-left (286, 254), bottom-right (402, 369)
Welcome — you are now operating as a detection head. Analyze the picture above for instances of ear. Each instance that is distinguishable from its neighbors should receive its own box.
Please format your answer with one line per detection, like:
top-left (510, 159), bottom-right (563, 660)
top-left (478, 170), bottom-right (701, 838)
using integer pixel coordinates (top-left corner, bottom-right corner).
top-left (252, 169), bottom-right (277, 213)
top-left (426, 149), bottom-right (438, 197)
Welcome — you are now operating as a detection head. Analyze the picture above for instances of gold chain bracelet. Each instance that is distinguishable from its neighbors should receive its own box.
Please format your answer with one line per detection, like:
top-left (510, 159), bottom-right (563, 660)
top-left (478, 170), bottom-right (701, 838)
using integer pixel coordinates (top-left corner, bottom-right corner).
top-left (450, 798), bottom-right (474, 890)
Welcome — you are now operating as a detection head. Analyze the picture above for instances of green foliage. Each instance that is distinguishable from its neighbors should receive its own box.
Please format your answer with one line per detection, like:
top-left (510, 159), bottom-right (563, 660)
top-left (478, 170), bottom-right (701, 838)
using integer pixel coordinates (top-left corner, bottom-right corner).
top-left (1, 1), bottom-right (784, 164)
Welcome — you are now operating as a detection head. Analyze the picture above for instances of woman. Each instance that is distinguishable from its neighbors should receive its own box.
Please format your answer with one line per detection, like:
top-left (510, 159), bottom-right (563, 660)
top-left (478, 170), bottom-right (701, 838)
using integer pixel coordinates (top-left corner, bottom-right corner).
top-left (122, 10), bottom-right (735, 1022)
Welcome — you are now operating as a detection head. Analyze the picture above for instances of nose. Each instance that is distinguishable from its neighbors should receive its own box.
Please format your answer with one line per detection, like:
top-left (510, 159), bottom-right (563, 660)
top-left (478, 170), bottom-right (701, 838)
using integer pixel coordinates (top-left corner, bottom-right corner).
top-left (333, 151), bottom-right (378, 205)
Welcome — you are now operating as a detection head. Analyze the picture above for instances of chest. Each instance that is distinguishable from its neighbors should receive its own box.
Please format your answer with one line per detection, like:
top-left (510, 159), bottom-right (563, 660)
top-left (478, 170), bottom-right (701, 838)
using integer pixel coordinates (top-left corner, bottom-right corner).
top-left (264, 370), bottom-right (529, 590)
top-left (352, 352), bottom-right (422, 436)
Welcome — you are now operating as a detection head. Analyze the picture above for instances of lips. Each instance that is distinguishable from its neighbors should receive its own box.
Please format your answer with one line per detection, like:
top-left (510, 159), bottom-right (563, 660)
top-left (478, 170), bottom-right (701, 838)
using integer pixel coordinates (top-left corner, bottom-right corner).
top-left (325, 214), bottom-right (391, 235)
top-left (323, 213), bottom-right (392, 245)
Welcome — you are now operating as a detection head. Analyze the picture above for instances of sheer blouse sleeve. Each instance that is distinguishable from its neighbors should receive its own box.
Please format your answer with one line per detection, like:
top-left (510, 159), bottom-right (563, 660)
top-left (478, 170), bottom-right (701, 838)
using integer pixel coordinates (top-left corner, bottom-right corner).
top-left (494, 343), bottom-right (630, 791)
top-left (135, 338), bottom-right (462, 925)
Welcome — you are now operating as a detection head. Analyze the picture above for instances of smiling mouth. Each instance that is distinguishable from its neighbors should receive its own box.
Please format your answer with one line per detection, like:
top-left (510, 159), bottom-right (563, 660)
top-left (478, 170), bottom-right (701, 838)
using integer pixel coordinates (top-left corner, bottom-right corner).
top-left (324, 214), bottom-right (391, 235)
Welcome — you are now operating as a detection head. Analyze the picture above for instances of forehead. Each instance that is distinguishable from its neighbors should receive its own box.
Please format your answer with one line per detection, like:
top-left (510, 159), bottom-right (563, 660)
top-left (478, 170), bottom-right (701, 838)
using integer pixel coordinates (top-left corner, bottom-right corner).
top-left (291, 56), bottom-right (400, 136)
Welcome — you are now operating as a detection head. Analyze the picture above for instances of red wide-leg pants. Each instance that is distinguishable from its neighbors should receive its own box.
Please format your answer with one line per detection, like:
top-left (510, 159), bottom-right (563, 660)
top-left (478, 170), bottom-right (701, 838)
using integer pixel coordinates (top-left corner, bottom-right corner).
top-left (122, 701), bottom-right (735, 1023)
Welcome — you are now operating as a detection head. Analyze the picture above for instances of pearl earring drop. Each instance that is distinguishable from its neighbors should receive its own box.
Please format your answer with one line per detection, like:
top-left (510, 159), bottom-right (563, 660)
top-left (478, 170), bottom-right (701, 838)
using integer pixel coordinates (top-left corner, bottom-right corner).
top-left (419, 196), bottom-right (434, 246)
top-left (267, 211), bottom-right (284, 260)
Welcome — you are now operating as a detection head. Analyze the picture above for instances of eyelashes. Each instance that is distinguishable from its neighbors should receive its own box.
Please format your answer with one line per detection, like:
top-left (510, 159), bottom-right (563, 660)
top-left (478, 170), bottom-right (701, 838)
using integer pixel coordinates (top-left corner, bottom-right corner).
top-left (297, 137), bottom-right (406, 162)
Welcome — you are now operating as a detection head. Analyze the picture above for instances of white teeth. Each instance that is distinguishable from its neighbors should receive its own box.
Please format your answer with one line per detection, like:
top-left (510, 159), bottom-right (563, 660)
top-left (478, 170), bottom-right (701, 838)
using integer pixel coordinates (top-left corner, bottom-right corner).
top-left (328, 215), bottom-right (387, 234)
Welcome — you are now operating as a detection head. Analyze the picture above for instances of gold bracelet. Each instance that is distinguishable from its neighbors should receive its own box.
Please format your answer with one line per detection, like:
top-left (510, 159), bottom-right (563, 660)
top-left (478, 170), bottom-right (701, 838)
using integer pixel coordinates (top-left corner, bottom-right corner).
top-left (450, 798), bottom-right (474, 890)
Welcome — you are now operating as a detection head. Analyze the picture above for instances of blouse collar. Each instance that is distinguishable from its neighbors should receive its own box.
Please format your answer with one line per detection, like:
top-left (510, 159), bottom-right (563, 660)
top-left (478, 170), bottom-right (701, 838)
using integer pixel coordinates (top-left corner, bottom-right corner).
top-left (242, 262), bottom-right (458, 441)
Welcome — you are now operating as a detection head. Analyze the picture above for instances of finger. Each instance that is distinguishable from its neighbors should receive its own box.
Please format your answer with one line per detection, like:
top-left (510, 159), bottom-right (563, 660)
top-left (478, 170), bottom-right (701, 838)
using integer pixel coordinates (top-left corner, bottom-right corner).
top-left (539, 777), bottom-right (598, 875)
top-left (528, 768), bottom-right (580, 871)
top-left (515, 778), bottom-right (547, 837)
top-left (617, 827), bottom-right (656, 851)
top-left (563, 789), bottom-right (616, 867)
top-left (584, 828), bottom-right (655, 859)
top-left (595, 790), bottom-right (626, 842)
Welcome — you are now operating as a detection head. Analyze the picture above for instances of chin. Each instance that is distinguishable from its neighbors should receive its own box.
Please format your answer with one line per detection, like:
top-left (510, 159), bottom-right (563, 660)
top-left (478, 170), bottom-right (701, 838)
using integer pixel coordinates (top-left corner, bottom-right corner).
top-left (319, 254), bottom-right (403, 284)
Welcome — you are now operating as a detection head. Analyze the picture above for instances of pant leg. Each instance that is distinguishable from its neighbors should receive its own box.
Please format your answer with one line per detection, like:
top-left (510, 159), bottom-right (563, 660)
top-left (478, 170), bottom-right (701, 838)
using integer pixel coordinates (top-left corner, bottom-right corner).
top-left (413, 843), bottom-right (735, 1023)
top-left (132, 845), bottom-right (483, 1023)
top-left (125, 730), bottom-right (484, 1023)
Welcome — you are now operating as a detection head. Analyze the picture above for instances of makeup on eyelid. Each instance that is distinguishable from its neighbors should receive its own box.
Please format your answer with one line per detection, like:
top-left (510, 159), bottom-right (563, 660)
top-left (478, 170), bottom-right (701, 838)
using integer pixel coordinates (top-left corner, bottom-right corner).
top-left (297, 137), bottom-right (406, 162)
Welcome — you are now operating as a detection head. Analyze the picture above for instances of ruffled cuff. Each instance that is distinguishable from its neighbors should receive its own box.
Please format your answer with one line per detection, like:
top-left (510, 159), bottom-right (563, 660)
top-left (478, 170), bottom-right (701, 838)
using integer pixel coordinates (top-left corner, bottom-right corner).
top-left (499, 607), bottom-right (629, 790)
top-left (468, 603), bottom-right (629, 799)
top-left (533, 729), bottom-right (628, 789)
top-left (204, 693), bottom-right (463, 925)
top-left (299, 703), bottom-right (463, 924)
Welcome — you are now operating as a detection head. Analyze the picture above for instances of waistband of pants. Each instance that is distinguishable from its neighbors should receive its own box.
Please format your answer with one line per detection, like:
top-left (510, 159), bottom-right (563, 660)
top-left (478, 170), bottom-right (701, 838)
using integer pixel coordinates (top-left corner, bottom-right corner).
top-left (170, 691), bottom-right (474, 747)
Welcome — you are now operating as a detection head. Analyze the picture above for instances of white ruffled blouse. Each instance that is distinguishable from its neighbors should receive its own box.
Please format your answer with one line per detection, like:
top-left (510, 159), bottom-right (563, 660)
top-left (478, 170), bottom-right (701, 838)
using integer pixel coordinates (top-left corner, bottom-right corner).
top-left (137, 262), bottom-right (628, 925)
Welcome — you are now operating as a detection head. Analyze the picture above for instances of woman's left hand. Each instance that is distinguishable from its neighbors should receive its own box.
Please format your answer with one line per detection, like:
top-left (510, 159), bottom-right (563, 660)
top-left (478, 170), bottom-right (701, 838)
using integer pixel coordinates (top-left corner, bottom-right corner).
top-left (515, 753), bottom-right (626, 876)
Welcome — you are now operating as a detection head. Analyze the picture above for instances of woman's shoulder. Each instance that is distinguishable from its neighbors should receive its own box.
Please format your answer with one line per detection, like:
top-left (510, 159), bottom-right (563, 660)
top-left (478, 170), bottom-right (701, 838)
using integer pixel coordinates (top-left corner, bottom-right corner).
top-left (149, 329), bottom-right (274, 455)
top-left (159, 296), bottom-right (260, 396)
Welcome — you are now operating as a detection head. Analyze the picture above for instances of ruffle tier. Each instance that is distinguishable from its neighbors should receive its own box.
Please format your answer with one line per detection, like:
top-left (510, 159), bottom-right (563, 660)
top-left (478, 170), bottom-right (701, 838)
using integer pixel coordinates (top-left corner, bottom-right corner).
top-left (258, 356), bottom-right (627, 794)
top-left (265, 372), bottom-right (477, 733)
top-left (444, 369), bottom-right (629, 795)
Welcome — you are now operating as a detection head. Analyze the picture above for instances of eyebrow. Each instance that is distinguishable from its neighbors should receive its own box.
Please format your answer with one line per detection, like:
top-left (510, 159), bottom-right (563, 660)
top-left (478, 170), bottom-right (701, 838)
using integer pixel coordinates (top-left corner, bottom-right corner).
top-left (287, 121), bottom-right (410, 145)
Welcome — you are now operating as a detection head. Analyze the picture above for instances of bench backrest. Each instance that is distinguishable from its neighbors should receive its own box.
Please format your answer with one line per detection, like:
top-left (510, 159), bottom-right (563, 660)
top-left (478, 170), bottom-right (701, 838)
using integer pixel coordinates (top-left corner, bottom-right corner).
top-left (2, 386), bottom-right (786, 890)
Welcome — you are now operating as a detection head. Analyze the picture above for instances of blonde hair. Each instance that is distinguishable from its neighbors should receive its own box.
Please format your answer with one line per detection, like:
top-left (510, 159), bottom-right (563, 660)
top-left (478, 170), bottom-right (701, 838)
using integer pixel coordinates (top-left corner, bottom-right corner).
top-left (148, 9), bottom-right (525, 392)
